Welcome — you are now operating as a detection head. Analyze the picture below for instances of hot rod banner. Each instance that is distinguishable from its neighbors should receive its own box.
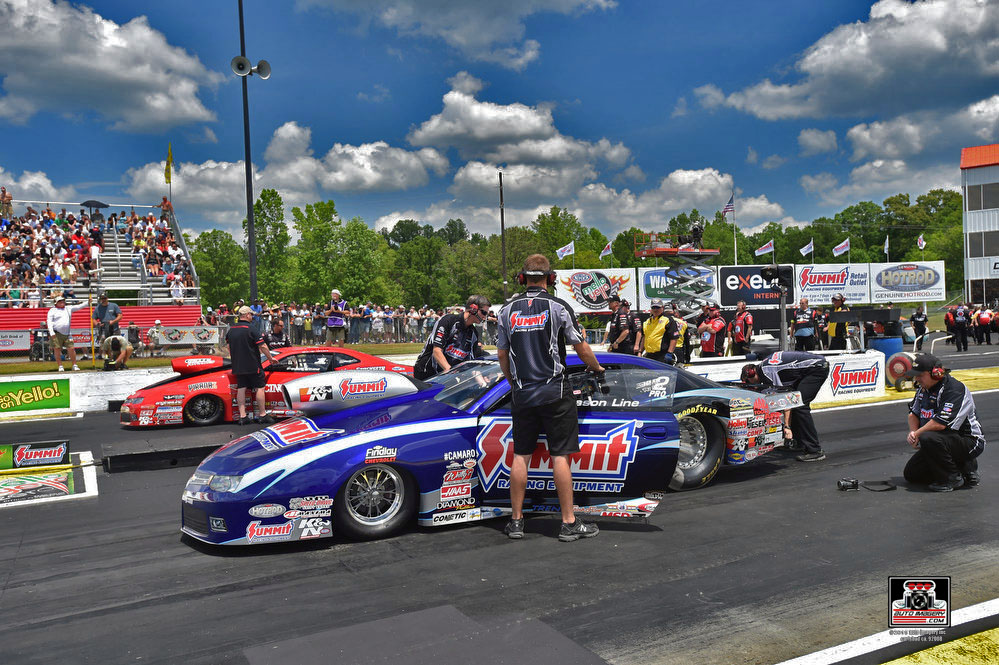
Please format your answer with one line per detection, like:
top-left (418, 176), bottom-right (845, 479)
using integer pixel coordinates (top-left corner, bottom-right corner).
top-left (637, 266), bottom-right (718, 311)
top-left (868, 261), bottom-right (946, 303)
top-left (554, 269), bottom-right (637, 314)
top-left (794, 263), bottom-right (870, 304)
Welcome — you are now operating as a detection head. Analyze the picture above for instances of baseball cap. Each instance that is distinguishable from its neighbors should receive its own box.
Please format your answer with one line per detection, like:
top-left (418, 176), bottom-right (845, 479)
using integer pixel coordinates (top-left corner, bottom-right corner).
top-left (650, 298), bottom-right (664, 308)
top-left (154, 319), bottom-right (161, 324)
top-left (608, 295), bottom-right (621, 303)
top-left (238, 305), bottom-right (253, 316)
top-left (904, 353), bottom-right (946, 377)
top-left (620, 299), bottom-right (631, 307)
top-left (55, 295), bottom-right (66, 302)
top-left (832, 293), bottom-right (845, 301)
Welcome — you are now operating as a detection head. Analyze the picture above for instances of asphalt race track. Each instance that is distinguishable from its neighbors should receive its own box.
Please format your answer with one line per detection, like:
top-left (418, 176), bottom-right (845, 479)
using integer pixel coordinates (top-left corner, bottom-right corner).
top-left (0, 392), bottom-right (997, 663)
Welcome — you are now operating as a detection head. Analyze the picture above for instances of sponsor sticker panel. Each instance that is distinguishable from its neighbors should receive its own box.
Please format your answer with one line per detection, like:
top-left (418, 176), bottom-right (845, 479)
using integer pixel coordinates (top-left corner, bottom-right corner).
top-left (869, 261), bottom-right (946, 302)
top-left (554, 269), bottom-right (637, 314)
top-left (793, 263), bottom-right (870, 303)
top-left (637, 266), bottom-right (718, 310)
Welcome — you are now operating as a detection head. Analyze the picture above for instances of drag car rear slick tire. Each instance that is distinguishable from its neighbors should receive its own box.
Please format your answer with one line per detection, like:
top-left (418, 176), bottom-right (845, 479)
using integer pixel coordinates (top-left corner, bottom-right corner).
top-left (334, 464), bottom-right (417, 540)
top-left (669, 414), bottom-right (725, 491)
top-left (183, 394), bottom-right (224, 426)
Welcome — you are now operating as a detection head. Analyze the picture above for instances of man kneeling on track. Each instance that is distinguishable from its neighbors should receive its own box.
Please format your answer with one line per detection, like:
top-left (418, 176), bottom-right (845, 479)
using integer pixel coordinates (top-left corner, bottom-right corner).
top-left (741, 351), bottom-right (830, 462)
top-left (903, 354), bottom-right (985, 492)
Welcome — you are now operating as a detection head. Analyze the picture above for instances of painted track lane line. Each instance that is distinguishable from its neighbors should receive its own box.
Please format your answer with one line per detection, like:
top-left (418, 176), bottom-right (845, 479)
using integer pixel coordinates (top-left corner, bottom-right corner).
top-left (773, 598), bottom-right (999, 665)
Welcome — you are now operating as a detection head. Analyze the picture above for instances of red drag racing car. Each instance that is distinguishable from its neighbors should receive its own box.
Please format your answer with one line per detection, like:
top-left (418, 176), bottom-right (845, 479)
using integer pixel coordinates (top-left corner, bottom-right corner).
top-left (120, 346), bottom-right (413, 427)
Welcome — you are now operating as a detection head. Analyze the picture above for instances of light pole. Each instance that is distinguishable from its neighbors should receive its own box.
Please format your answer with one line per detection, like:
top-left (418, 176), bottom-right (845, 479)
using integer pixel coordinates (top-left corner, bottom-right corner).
top-left (232, 0), bottom-right (270, 301)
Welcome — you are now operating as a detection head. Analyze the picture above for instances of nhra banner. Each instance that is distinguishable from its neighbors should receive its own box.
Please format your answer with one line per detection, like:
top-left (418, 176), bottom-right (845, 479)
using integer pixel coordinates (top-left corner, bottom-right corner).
top-left (794, 263), bottom-right (870, 304)
top-left (636, 266), bottom-right (717, 311)
top-left (0, 331), bottom-right (30, 352)
top-left (868, 262), bottom-right (946, 303)
top-left (151, 326), bottom-right (221, 346)
top-left (718, 265), bottom-right (791, 307)
top-left (555, 269), bottom-right (637, 314)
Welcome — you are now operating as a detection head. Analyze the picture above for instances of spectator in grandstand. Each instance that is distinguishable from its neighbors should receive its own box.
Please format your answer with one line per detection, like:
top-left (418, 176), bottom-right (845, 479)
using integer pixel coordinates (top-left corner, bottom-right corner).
top-left (0, 186), bottom-right (12, 219)
top-left (46, 294), bottom-right (85, 371)
top-left (170, 277), bottom-right (185, 305)
top-left (154, 196), bottom-right (173, 215)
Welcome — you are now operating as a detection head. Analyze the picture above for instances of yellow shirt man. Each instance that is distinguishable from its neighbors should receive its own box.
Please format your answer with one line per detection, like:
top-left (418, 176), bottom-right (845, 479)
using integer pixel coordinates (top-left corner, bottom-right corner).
top-left (641, 299), bottom-right (680, 362)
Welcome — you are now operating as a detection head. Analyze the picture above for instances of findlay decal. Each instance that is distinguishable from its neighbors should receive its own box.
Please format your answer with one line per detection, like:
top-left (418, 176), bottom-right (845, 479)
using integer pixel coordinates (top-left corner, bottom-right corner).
top-left (476, 419), bottom-right (639, 492)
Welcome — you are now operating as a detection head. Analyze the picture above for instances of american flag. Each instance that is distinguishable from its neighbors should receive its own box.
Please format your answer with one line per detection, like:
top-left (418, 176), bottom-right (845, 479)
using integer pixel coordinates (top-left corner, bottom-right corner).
top-left (722, 195), bottom-right (735, 215)
top-left (599, 241), bottom-right (612, 259)
top-left (917, 234), bottom-right (926, 250)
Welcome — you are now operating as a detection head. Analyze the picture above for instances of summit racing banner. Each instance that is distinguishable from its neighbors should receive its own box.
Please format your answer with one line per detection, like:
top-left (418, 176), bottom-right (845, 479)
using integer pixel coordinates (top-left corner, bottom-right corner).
top-left (794, 263), bottom-right (870, 303)
top-left (637, 266), bottom-right (718, 310)
top-left (554, 269), bottom-right (637, 314)
top-left (868, 261), bottom-right (946, 303)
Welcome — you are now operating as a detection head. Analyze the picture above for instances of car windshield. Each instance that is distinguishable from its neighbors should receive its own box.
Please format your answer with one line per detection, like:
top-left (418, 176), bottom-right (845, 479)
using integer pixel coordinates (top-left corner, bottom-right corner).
top-left (428, 361), bottom-right (506, 410)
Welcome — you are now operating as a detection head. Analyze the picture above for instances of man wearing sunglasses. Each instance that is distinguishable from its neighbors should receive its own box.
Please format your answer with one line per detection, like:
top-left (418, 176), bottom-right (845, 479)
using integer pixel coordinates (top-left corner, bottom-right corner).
top-left (640, 298), bottom-right (680, 364)
top-left (414, 294), bottom-right (490, 380)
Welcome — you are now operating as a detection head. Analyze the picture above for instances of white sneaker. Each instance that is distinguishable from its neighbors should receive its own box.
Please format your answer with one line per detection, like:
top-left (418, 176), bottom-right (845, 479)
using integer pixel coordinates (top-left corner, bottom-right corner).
top-left (72, 364), bottom-right (81, 371)
top-left (58, 365), bottom-right (65, 371)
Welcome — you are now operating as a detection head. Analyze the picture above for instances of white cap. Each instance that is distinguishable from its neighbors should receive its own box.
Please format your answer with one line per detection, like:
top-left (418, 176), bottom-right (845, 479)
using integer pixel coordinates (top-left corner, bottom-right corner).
top-left (154, 319), bottom-right (161, 324)
top-left (331, 288), bottom-right (340, 296)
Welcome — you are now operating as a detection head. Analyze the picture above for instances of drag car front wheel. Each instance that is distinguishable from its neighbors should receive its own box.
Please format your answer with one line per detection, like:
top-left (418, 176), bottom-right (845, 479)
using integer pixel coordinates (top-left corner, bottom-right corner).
top-left (669, 414), bottom-right (725, 491)
top-left (334, 464), bottom-right (416, 540)
top-left (183, 394), bottom-right (224, 426)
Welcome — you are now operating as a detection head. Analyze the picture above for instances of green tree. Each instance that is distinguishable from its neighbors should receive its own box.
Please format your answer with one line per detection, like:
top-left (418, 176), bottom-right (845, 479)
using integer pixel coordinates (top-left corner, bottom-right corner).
top-left (384, 219), bottom-right (423, 249)
top-left (531, 206), bottom-right (589, 266)
top-left (290, 199), bottom-right (340, 304)
top-left (332, 217), bottom-right (387, 305)
top-left (437, 218), bottom-right (469, 246)
top-left (190, 229), bottom-right (249, 307)
top-left (242, 188), bottom-right (291, 302)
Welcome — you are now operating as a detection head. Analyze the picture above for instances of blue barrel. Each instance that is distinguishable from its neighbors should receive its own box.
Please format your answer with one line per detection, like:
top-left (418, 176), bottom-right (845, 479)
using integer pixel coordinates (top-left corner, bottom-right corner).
top-left (868, 337), bottom-right (903, 384)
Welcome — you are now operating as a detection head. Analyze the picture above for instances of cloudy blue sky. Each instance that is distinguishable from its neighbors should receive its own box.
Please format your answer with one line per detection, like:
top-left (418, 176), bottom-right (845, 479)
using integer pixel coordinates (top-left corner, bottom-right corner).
top-left (1, 0), bottom-right (997, 240)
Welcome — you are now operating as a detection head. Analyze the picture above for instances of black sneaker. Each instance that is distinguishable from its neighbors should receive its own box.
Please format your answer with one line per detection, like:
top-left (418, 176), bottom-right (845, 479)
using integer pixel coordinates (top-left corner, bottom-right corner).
top-left (796, 451), bottom-right (826, 462)
top-left (963, 471), bottom-right (981, 487)
top-left (929, 478), bottom-right (964, 492)
top-left (256, 414), bottom-right (276, 425)
top-left (237, 416), bottom-right (252, 425)
top-left (504, 518), bottom-right (524, 539)
top-left (559, 519), bottom-right (599, 542)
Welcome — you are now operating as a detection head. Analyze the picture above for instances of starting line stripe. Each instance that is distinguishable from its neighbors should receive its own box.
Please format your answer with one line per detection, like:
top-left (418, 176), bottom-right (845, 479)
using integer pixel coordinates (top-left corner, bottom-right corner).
top-left (773, 597), bottom-right (999, 665)
top-left (0, 451), bottom-right (98, 509)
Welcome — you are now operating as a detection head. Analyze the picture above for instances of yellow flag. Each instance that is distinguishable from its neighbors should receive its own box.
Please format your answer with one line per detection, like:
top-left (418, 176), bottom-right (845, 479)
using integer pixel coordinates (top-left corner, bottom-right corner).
top-left (165, 142), bottom-right (173, 184)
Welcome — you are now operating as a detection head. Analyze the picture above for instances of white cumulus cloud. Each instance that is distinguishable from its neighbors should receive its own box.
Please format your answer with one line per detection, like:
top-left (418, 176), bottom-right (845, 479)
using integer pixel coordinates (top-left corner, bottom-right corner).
top-left (695, 0), bottom-right (999, 120)
top-left (798, 129), bottom-right (838, 156)
top-left (0, 0), bottom-right (221, 132)
top-left (297, 0), bottom-right (617, 70)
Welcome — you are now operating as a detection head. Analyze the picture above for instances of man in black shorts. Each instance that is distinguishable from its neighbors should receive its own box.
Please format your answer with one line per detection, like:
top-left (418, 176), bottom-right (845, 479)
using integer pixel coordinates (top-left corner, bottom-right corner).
top-left (227, 305), bottom-right (276, 425)
top-left (413, 295), bottom-right (489, 380)
top-left (497, 254), bottom-right (605, 542)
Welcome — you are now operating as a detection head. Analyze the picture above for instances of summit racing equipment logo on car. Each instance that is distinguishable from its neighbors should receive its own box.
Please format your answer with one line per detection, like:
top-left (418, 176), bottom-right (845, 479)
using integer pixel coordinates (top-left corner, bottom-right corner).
top-left (509, 311), bottom-right (548, 331)
top-left (830, 363), bottom-right (880, 395)
top-left (245, 520), bottom-right (294, 543)
top-left (13, 442), bottom-right (68, 467)
top-left (339, 377), bottom-right (387, 400)
top-left (798, 267), bottom-right (848, 289)
top-left (255, 417), bottom-right (333, 452)
top-left (476, 419), bottom-right (638, 492)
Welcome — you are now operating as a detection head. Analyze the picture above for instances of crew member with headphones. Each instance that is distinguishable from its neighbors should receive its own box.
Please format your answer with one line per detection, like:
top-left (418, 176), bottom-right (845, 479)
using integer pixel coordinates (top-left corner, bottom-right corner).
top-left (741, 350), bottom-right (830, 462)
top-left (413, 294), bottom-right (490, 380)
top-left (903, 353), bottom-right (985, 491)
top-left (496, 254), bottom-right (604, 541)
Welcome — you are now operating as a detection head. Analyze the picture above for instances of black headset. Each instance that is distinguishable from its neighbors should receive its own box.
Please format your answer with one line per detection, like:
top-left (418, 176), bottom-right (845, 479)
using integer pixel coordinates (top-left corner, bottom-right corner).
top-left (518, 269), bottom-right (557, 287)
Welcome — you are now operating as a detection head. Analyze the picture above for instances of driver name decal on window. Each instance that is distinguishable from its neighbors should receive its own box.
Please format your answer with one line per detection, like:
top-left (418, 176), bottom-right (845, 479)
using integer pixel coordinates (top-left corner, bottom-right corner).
top-left (476, 419), bottom-right (638, 492)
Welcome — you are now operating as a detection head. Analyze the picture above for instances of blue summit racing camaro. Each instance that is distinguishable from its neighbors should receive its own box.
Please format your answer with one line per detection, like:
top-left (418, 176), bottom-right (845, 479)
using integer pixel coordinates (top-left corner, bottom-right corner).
top-left (181, 353), bottom-right (801, 545)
